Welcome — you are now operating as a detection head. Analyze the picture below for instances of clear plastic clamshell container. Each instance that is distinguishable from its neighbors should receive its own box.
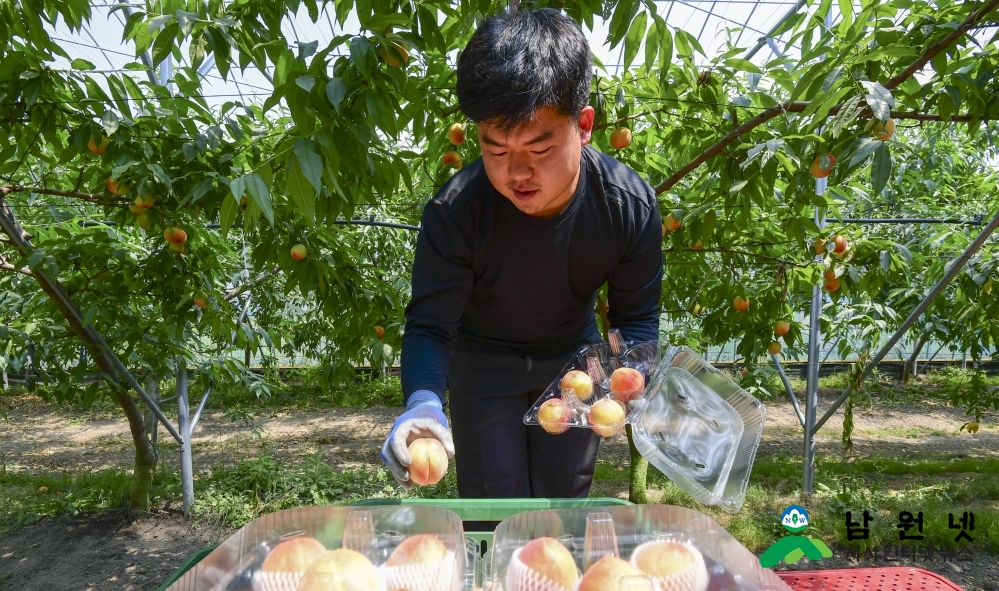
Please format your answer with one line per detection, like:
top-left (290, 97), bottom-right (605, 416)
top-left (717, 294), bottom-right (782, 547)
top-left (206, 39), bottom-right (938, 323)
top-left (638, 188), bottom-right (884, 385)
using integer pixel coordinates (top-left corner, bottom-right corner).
top-left (632, 347), bottom-right (766, 513)
top-left (165, 505), bottom-right (475, 591)
top-left (489, 504), bottom-right (793, 591)
top-left (524, 332), bottom-right (765, 514)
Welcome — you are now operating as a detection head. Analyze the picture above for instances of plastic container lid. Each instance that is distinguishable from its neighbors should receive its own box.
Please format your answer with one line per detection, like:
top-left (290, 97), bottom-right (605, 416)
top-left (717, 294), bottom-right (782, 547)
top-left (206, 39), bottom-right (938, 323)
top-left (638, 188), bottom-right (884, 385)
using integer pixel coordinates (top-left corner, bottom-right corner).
top-left (630, 347), bottom-right (766, 513)
top-left (490, 504), bottom-right (793, 591)
top-left (163, 505), bottom-right (472, 591)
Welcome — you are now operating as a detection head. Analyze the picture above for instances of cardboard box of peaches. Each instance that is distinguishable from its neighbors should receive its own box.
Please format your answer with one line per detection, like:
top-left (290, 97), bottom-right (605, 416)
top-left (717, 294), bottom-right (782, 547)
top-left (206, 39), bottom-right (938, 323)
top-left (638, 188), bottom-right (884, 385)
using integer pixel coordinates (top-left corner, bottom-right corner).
top-left (166, 334), bottom-right (776, 591)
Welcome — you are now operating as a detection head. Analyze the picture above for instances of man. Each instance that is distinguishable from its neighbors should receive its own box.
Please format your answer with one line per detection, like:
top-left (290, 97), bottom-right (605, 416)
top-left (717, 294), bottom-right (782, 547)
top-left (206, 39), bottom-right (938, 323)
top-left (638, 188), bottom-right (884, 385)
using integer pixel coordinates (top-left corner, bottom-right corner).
top-left (380, 8), bottom-right (662, 498)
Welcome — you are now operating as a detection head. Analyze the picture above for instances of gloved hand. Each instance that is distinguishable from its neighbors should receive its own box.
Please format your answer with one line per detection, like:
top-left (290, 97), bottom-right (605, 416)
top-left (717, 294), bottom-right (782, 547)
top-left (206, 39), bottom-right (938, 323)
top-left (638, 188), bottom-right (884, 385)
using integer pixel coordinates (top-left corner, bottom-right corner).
top-left (380, 391), bottom-right (455, 489)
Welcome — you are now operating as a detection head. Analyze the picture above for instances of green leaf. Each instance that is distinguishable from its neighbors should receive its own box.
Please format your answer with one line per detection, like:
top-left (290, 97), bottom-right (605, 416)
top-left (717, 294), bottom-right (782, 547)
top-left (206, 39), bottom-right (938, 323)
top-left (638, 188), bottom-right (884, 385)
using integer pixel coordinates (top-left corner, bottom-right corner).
top-left (151, 22), bottom-right (179, 68)
top-left (702, 209), bottom-right (717, 243)
top-left (101, 111), bottom-right (119, 136)
top-left (326, 78), bottom-right (346, 113)
top-left (849, 136), bottom-right (881, 167)
top-left (623, 12), bottom-right (647, 71)
top-left (175, 9), bottom-right (199, 37)
top-left (861, 81), bottom-right (894, 122)
top-left (147, 14), bottom-right (175, 32)
top-left (244, 173), bottom-right (274, 226)
top-left (723, 58), bottom-right (762, 75)
top-left (644, 18), bottom-right (660, 69)
top-left (294, 138), bottom-right (323, 194)
top-left (287, 157), bottom-right (317, 224)
top-left (71, 58), bottom-right (95, 70)
top-left (295, 75), bottom-right (316, 93)
top-left (870, 142), bottom-right (891, 195)
top-left (219, 194), bottom-right (238, 237)
top-left (830, 94), bottom-right (863, 138)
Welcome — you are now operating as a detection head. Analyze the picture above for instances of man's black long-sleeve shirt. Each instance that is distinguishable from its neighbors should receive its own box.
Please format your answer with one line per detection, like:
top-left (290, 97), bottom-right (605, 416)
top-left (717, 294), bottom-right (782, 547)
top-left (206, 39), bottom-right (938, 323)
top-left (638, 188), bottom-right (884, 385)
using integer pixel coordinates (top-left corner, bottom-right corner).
top-left (401, 145), bottom-right (663, 406)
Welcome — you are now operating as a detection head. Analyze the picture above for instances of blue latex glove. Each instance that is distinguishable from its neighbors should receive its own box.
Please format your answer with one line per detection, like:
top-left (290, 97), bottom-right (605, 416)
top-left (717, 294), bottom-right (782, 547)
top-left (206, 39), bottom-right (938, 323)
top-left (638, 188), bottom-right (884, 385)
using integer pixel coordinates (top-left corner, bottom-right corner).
top-left (380, 390), bottom-right (455, 489)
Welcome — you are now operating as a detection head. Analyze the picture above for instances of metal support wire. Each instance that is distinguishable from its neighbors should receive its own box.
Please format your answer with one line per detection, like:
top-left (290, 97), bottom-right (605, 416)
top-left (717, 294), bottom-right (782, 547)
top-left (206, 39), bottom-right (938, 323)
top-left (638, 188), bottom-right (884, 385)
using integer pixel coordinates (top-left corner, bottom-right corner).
top-left (771, 353), bottom-right (805, 428)
top-left (743, 0), bottom-right (810, 60)
top-left (813, 208), bottom-right (999, 432)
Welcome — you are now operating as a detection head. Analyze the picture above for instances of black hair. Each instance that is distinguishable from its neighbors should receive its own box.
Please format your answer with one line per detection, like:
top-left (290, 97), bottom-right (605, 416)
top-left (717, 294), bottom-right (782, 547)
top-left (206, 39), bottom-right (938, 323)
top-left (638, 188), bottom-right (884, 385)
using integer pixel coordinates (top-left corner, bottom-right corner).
top-left (456, 8), bottom-right (592, 131)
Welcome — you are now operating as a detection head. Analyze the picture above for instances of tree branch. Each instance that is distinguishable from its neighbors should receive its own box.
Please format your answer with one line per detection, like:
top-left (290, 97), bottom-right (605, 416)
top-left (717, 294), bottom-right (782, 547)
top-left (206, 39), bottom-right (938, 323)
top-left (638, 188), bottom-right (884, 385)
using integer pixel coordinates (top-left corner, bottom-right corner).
top-left (0, 185), bottom-right (127, 205)
top-left (665, 247), bottom-right (808, 267)
top-left (224, 268), bottom-right (278, 301)
top-left (654, 0), bottom-right (999, 195)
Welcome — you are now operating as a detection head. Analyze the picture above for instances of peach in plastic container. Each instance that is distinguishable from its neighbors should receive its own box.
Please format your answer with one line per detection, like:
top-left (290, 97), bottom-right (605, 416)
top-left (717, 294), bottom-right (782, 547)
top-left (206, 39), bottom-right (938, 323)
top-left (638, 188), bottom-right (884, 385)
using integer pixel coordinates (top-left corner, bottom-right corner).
top-left (163, 505), bottom-right (470, 591)
top-left (491, 504), bottom-right (794, 591)
top-left (524, 329), bottom-right (766, 514)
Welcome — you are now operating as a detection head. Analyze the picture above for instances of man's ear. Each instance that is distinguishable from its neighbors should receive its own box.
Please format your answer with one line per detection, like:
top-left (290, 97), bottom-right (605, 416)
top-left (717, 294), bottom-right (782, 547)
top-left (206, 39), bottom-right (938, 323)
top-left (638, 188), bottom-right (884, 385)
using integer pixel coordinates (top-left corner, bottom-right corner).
top-left (577, 106), bottom-right (595, 146)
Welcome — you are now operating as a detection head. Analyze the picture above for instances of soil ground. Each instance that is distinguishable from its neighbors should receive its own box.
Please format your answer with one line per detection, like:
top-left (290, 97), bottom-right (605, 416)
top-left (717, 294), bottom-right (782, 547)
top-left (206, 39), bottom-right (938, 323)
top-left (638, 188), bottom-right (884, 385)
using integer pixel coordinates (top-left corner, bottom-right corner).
top-left (1, 386), bottom-right (997, 590)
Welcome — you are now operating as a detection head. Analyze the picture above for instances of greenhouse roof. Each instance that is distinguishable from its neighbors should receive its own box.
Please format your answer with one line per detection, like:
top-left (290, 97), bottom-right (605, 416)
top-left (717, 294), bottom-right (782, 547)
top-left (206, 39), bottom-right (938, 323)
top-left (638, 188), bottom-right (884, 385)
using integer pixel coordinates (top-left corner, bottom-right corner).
top-left (47, 0), bottom-right (827, 109)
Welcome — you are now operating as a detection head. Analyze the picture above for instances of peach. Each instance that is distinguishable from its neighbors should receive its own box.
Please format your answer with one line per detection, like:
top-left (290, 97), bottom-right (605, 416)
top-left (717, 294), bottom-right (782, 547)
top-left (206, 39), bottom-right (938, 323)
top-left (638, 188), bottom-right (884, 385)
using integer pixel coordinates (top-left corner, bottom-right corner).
top-left (442, 151), bottom-right (462, 169)
top-left (447, 123), bottom-right (465, 146)
top-left (107, 178), bottom-right (128, 195)
top-left (168, 242), bottom-right (186, 254)
top-left (578, 555), bottom-right (646, 591)
top-left (259, 535), bottom-right (327, 575)
top-left (514, 537), bottom-right (579, 591)
top-left (773, 320), bottom-right (790, 336)
top-left (298, 548), bottom-right (382, 591)
top-left (163, 226), bottom-right (187, 245)
top-left (588, 398), bottom-right (625, 438)
top-left (663, 212), bottom-right (682, 232)
top-left (538, 398), bottom-right (572, 434)
top-left (609, 127), bottom-right (632, 150)
top-left (560, 370), bottom-right (594, 401)
top-left (609, 367), bottom-right (645, 403)
top-left (630, 540), bottom-right (708, 591)
top-left (408, 437), bottom-right (448, 486)
top-left (732, 296), bottom-right (749, 312)
top-left (814, 238), bottom-right (826, 255)
top-left (291, 244), bottom-right (308, 260)
top-left (193, 291), bottom-right (208, 309)
top-left (386, 534), bottom-right (448, 567)
top-left (824, 278), bottom-right (840, 292)
top-left (87, 134), bottom-right (109, 155)
top-left (833, 235), bottom-right (848, 254)
top-left (768, 341), bottom-right (781, 355)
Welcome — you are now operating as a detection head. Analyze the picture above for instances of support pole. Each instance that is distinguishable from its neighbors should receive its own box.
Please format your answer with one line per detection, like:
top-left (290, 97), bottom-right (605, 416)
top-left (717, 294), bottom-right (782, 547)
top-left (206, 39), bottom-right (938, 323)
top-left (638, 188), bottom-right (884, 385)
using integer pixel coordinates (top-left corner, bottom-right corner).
top-left (814, 209), bottom-right (999, 432)
top-left (176, 360), bottom-right (194, 519)
top-left (803, 177), bottom-right (828, 494)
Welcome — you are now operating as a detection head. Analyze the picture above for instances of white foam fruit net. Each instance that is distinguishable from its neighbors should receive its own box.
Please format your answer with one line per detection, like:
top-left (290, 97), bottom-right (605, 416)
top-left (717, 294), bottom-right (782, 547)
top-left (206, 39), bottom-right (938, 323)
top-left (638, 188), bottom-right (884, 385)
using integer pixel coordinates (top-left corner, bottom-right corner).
top-left (382, 550), bottom-right (458, 591)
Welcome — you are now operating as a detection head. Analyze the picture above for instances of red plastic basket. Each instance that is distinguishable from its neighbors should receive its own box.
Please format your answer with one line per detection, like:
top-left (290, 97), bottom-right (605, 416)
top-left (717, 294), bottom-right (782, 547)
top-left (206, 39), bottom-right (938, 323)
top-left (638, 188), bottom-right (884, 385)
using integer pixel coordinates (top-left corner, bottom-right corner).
top-left (777, 567), bottom-right (964, 590)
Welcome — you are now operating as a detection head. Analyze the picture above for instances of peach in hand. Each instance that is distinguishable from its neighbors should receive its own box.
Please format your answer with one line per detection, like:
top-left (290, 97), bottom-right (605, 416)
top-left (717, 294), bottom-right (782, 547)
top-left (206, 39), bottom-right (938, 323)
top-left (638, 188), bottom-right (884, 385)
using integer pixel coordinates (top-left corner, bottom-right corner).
top-left (560, 370), bottom-right (594, 401)
top-left (609, 367), bottom-right (645, 403)
top-left (408, 438), bottom-right (448, 486)
top-left (588, 398), bottom-right (626, 438)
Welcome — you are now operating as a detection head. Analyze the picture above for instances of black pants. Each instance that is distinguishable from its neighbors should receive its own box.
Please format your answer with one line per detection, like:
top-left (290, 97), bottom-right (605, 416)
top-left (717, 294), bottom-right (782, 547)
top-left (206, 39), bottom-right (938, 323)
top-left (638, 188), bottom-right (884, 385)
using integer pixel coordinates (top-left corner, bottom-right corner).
top-left (449, 345), bottom-right (601, 498)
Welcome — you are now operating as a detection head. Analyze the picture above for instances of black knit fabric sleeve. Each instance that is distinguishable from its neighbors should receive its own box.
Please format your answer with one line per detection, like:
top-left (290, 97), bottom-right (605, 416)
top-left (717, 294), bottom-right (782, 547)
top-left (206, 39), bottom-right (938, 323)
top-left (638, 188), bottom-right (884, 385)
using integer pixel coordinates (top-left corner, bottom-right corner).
top-left (606, 188), bottom-right (663, 344)
top-left (399, 199), bottom-right (474, 406)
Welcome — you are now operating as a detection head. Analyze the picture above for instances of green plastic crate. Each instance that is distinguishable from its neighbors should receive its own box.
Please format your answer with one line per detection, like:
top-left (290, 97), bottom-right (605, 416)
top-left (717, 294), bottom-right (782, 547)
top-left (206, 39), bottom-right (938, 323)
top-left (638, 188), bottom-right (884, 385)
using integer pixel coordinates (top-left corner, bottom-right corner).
top-left (156, 497), bottom-right (631, 590)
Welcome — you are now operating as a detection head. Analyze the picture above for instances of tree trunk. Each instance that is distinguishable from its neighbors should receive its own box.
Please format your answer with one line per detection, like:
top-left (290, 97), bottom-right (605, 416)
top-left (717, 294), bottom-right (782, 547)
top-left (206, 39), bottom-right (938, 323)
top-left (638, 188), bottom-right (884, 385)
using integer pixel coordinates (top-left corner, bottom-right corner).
top-left (626, 424), bottom-right (649, 504)
top-left (902, 333), bottom-right (930, 384)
